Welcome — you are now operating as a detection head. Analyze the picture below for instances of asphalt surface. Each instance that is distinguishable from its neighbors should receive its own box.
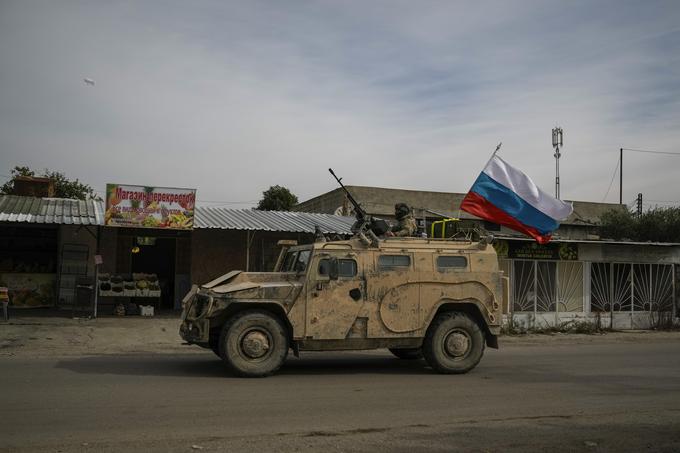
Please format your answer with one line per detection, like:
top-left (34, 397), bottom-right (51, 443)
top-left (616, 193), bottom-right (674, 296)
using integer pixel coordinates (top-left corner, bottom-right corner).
top-left (2, 340), bottom-right (680, 452)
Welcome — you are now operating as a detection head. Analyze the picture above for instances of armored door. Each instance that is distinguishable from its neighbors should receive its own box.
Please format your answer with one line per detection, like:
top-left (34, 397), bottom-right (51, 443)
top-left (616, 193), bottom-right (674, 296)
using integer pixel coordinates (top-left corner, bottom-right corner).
top-left (306, 253), bottom-right (364, 339)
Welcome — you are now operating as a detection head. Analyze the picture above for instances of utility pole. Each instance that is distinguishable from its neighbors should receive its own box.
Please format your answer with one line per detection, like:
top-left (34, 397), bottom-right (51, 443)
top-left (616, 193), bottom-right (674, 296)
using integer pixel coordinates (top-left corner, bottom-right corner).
top-left (619, 148), bottom-right (623, 204)
top-left (636, 193), bottom-right (643, 217)
top-left (552, 127), bottom-right (563, 199)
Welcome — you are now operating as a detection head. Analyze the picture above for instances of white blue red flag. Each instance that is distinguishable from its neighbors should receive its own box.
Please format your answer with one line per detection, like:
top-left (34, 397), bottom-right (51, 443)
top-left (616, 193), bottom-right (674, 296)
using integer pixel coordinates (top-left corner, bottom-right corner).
top-left (461, 154), bottom-right (573, 244)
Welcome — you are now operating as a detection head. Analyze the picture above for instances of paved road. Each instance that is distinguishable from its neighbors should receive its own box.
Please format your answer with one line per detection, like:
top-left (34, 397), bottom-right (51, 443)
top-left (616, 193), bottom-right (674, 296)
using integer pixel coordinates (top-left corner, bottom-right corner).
top-left (2, 340), bottom-right (680, 452)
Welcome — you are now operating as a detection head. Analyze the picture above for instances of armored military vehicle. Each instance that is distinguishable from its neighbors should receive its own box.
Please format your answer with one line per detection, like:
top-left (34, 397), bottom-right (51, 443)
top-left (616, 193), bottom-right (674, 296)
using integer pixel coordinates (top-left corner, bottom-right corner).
top-left (180, 235), bottom-right (506, 377)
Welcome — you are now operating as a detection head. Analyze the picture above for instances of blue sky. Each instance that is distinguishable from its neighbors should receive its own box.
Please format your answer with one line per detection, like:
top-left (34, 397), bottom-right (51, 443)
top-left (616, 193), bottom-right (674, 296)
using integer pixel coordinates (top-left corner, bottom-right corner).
top-left (1, 0), bottom-right (679, 208)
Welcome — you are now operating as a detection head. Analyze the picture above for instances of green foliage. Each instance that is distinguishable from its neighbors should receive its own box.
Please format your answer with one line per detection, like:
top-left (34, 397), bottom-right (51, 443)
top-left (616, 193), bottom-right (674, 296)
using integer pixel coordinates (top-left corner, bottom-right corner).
top-left (598, 206), bottom-right (680, 242)
top-left (598, 208), bottom-right (636, 240)
top-left (256, 185), bottom-right (298, 211)
top-left (1, 165), bottom-right (99, 200)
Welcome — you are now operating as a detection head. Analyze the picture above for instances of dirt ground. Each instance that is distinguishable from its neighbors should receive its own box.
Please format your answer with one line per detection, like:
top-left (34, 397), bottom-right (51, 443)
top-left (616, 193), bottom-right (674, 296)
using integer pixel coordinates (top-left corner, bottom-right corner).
top-left (0, 315), bottom-right (193, 358)
top-left (2, 314), bottom-right (680, 358)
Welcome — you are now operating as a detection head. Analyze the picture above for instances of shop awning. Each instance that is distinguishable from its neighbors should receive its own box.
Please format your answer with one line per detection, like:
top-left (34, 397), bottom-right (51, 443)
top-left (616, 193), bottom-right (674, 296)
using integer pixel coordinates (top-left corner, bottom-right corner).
top-left (194, 207), bottom-right (355, 235)
top-left (0, 195), bottom-right (103, 225)
top-left (0, 195), bottom-right (354, 234)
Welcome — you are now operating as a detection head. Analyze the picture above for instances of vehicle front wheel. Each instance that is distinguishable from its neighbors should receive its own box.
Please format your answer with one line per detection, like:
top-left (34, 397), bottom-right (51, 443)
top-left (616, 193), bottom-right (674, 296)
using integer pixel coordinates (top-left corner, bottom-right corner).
top-left (422, 312), bottom-right (485, 374)
top-left (388, 347), bottom-right (423, 360)
top-left (208, 331), bottom-right (221, 357)
top-left (219, 310), bottom-right (289, 377)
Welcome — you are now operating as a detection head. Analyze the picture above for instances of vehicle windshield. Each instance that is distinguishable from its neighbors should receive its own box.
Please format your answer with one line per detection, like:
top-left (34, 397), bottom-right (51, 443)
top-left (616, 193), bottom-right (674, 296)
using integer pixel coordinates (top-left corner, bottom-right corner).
top-left (281, 249), bottom-right (311, 272)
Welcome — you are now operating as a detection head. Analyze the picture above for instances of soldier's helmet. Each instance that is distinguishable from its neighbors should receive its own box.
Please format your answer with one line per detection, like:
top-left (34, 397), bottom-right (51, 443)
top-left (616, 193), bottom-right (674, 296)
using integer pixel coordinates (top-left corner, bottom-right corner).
top-left (394, 203), bottom-right (410, 220)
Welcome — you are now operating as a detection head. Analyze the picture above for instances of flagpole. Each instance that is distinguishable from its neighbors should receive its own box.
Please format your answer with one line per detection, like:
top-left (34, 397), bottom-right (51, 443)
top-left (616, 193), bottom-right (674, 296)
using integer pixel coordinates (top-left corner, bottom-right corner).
top-left (483, 142), bottom-right (503, 168)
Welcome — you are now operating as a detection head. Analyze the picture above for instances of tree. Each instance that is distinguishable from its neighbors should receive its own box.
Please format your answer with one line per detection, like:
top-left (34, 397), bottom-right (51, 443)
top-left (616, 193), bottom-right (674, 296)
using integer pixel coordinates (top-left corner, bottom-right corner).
top-left (1, 166), bottom-right (100, 200)
top-left (598, 206), bottom-right (680, 242)
top-left (256, 185), bottom-right (298, 211)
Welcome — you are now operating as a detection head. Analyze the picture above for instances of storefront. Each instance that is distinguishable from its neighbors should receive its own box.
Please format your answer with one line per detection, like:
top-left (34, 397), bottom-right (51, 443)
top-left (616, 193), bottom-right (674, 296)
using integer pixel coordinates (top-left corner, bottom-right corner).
top-left (496, 239), bottom-right (679, 329)
top-left (96, 183), bottom-right (196, 313)
top-left (0, 224), bottom-right (58, 308)
top-left (0, 195), bottom-right (102, 311)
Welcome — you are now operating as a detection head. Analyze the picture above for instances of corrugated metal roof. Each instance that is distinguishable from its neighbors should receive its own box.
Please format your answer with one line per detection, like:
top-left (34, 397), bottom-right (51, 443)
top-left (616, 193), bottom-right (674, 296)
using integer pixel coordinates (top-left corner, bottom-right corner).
top-left (0, 195), bottom-right (354, 233)
top-left (195, 207), bottom-right (355, 234)
top-left (0, 195), bottom-right (103, 225)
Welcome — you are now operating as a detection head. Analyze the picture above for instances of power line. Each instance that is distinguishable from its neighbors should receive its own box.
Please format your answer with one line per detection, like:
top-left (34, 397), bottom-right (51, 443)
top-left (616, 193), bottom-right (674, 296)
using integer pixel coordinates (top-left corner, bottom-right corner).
top-left (197, 200), bottom-right (258, 205)
top-left (602, 158), bottom-right (621, 202)
top-left (622, 148), bottom-right (680, 156)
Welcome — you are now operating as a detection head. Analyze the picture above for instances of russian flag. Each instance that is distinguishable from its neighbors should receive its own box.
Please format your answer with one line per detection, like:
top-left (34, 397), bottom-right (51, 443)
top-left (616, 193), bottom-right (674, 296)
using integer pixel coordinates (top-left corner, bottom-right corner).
top-left (461, 155), bottom-right (573, 244)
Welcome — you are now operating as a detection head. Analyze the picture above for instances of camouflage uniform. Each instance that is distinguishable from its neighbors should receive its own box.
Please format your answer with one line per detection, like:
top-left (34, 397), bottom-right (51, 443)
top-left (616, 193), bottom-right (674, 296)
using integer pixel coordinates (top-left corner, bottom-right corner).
top-left (392, 214), bottom-right (417, 237)
top-left (391, 203), bottom-right (417, 237)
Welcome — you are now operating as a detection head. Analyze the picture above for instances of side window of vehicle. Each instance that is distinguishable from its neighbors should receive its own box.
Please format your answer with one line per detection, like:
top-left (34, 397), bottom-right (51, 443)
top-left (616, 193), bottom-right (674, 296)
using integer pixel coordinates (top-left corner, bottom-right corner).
top-left (296, 250), bottom-right (311, 271)
top-left (318, 259), bottom-right (357, 278)
top-left (338, 259), bottom-right (357, 277)
top-left (437, 255), bottom-right (468, 271)
top-left (282, 252), bottom-right (298, 272)
top-left (378, 255), bottom-right (411, 271)
top-left (318, 259), bottom-right (331, 276)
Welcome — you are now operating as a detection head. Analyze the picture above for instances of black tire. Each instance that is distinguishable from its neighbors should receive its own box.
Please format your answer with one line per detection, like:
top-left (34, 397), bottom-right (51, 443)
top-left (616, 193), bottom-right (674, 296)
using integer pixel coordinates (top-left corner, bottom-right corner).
top-left (208, 331), bottom-right (221, 357)
top-left (422, 312), bottom-right (485, 374)
top-left (219, 310), bottom-right (289, 377)
top-left (388, 347), bottom-right (423, 360)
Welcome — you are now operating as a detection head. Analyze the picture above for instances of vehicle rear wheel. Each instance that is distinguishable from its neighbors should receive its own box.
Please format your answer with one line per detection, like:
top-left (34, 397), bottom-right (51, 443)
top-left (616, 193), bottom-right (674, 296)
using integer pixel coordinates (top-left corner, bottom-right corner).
top-left (219, 310), bottom-right (289, 377)
top-left (422, 312), bottom-right (485, 374)
top-left (388, 347), bottom-right (423, 360)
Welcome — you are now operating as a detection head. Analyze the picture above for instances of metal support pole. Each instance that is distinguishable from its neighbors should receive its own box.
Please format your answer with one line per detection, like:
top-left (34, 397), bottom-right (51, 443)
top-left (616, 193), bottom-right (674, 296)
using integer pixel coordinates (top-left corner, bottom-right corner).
top-left (552, 127), bottom-right (563, 200)
top-left (619, 148), bottom-right (623, 205)
top-left (93, 225), bottom-right (101, 319)
top-left (555, 145), bottom-right (560, 199)
top-left (245, 231), bottom-right (250, 272)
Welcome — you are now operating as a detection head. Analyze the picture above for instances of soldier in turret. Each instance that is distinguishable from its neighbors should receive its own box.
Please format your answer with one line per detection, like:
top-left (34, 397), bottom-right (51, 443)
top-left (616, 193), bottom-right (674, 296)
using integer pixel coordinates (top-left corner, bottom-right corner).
top-left (387, 203), bottom-right (417, 237)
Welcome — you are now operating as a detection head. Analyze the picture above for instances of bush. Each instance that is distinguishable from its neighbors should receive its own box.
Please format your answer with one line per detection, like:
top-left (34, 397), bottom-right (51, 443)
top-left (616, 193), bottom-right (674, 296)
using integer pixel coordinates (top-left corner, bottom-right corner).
top-left (598, 206), bottom-right (680, 242)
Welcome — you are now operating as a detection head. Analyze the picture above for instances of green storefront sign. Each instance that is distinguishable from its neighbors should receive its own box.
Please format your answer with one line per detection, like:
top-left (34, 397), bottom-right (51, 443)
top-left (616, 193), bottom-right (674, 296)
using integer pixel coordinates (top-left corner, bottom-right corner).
top-left (494, 240), bottom-right (578, 260)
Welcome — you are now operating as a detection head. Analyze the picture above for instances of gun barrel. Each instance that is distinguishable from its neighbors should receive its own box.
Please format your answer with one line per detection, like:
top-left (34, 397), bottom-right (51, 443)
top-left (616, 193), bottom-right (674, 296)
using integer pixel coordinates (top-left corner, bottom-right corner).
top-left (328, 168), bottom-right (366, 218)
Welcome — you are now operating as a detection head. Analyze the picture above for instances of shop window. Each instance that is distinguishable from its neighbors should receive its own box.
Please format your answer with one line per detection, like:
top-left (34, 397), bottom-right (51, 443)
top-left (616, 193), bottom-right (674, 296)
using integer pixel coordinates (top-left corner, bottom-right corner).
top-left (378, 255), bottom-right (410, 271)
top-left (633, 263), bottom-right (674, 312)
top-left (590, 263), bottom-right (632, 312)
top-left (557, 261), bottom-right (584, 312)
top-left (512, 260), bottom-right (535, 312)
top-left (536, 261), bottom-right (557, 312)
top-left (590, 262), bottom-right (611, 312)
top-left (512, 260), bottom-right (580, 313)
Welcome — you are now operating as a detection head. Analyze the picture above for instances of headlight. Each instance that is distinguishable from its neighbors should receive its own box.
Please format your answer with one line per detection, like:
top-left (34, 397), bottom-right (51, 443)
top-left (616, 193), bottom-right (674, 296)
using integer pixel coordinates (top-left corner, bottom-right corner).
top-left (192, 293), bottom-right (212, 318)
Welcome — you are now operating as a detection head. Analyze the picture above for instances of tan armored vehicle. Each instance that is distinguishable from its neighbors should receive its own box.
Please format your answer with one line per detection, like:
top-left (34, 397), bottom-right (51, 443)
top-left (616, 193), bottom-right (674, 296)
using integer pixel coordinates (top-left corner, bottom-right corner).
top-left (180, 235), bottom-right (506, 377)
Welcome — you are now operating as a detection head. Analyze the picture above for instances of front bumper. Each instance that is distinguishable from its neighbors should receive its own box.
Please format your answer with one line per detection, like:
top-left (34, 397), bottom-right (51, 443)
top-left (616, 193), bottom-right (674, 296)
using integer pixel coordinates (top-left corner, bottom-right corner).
top-left (179, 292), bottom-right (212, 344)
top-left (179, 318), bottom-right (210, 344)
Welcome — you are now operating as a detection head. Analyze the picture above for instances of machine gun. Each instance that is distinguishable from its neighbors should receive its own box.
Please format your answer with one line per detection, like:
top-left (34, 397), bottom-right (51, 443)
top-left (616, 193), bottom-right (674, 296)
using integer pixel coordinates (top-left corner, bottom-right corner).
top-left (328, 168), bottom-right (390, 246)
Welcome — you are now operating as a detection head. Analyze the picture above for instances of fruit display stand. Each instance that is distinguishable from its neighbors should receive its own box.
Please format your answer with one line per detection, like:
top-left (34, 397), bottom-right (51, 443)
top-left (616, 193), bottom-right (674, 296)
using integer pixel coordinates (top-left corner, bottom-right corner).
top-left (97, 273), bottom-right (161, 313)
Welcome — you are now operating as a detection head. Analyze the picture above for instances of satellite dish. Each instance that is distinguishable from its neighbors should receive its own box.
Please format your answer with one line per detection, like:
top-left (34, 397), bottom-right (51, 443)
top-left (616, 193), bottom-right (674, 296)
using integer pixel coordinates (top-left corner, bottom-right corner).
top-left (83, 78), bottom-right (95, 86)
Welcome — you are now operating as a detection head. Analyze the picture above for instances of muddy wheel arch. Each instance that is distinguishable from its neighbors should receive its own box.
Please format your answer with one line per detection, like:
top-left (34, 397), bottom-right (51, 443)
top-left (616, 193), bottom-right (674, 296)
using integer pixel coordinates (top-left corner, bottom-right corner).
top-left (209, 301), bottom-right (294, 348)
top-left (425, 299), bottom-right (499, 349)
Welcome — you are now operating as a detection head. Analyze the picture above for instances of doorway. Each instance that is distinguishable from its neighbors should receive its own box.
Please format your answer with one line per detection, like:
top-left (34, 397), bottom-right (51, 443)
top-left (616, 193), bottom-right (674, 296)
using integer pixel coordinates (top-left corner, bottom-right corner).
top-left (131, 237), bottom-right (176, 309)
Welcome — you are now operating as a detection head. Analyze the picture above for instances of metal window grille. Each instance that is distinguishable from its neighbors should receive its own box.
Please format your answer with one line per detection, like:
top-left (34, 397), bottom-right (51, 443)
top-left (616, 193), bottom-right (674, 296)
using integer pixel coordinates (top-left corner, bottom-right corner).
top-left (557, 261), bottom-right (584, 312)
top-left (592, 262), bottom-right (673, 313)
